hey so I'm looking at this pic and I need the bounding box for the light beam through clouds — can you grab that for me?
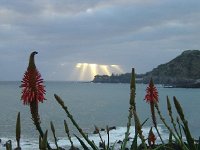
[75,63,124,81]
[110,65,124,74]
[79,63,89,81]
[100,65,111,76]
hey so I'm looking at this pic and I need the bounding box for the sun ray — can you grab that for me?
[79,63,88,80]
[100,65,111,76]
[110,65,124,74]
[75,63,124,81]
[89,64,98,80]
[76,63,82,68]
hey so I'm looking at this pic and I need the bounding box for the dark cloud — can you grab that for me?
[0,0,200,80]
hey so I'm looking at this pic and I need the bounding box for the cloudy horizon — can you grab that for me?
[1,0,200,81]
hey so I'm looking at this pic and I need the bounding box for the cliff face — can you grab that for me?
[143,50,200,85]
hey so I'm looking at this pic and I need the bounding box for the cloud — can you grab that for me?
[0,0,200,80]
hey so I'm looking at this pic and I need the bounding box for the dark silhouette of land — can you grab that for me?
[93,50,200,88]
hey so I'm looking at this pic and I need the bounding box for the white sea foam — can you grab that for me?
[0,125,170,150]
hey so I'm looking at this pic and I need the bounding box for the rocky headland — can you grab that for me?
[92,50,200,88]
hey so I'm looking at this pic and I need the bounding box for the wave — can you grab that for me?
[0,125,170,150]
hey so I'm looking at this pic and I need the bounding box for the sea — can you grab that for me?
[0,81,199,149]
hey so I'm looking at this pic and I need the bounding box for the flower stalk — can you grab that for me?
[167,96,182,141]
[133,110,147,150]
[122,68,136,149]
[144,78,164,145]
[106,125,110,150]
[50,121,59,150]
[64,120,75,149]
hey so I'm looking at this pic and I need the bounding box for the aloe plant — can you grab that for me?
[174,96,196,150]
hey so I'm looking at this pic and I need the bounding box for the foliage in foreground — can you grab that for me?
[4,52,200,150]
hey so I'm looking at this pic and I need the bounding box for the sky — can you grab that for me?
[0,0,200,81]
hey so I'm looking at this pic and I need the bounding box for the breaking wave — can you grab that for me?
[0,125,170,149]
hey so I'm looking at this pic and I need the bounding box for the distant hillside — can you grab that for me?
[143,50,200,85]
[93,50,200,87]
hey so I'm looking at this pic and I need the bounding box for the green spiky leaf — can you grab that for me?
[50,121,55,134]
[74,134,89,150]
[16,112,21,148]
[41,130,48,149]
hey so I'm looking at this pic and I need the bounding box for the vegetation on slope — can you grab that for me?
[143,50,200,85]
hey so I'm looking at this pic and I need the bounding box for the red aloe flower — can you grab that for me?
[21,51,46,105]
[148,127,156,147]
[144,78,158,103]
[21,69,45,105]
[144,78,158,127]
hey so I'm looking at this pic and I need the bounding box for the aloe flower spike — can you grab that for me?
[21,51,51,149]
[145,78,165,145]
[144,78,158,127]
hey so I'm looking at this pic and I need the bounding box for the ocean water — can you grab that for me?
[0,81,199,149]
